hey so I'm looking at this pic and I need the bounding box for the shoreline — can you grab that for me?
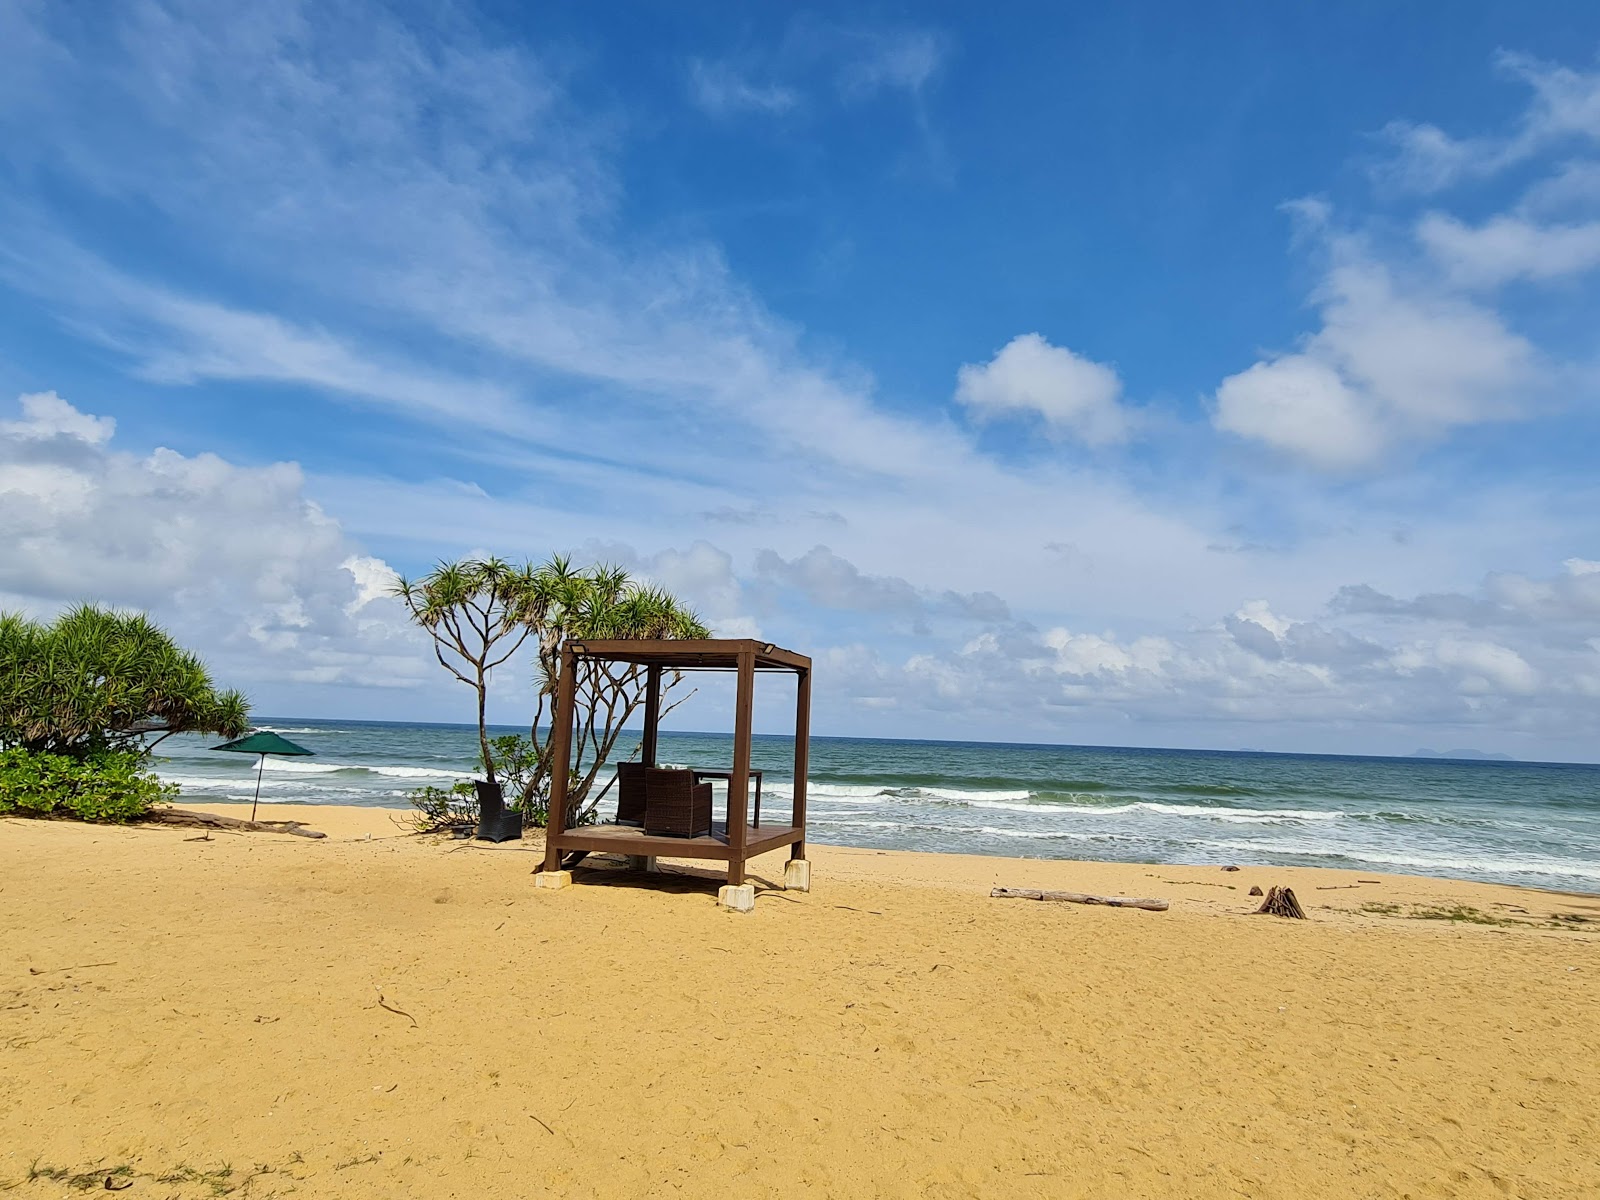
[187,798,1600,909]
[219,802,1600,924]
[5,802,1598,1197]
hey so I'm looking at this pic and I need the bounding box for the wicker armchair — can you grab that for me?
[614,761,646,826]
[643,767,713,838]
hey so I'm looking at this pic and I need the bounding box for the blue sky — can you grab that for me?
[3,0,1600,759]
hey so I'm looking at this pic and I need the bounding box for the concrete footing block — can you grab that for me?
[784,859,812,892]
[625,855,659,873]
[718,884,756,913]
[534,869,572,890]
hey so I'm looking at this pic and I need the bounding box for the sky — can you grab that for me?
[2,0,1600,760]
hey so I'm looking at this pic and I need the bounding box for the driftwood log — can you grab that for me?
[990,887,1168,912]
[1253,886,1307,919]
[145,807,327,839]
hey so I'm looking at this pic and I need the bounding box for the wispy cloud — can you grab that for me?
[2,6,1597,752]
[686,58,799,117]
[1375,51,1600,192]
[835,28,947,99]
[683,21,948,122]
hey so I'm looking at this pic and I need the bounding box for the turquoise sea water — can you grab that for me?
[154,719,1600,893]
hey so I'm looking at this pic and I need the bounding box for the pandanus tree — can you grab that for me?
[525,563,708,814]
[392,557,541,785]
[393,556,707,821]
[0,605,249,757]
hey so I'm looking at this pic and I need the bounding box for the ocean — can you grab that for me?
[154,719,1600,894]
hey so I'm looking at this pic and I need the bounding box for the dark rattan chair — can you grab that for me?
[615,761,646,826]
[643,767,713,838]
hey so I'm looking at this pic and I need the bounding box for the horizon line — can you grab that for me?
[247,716,1597,769]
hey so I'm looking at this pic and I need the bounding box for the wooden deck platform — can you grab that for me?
[549,821,803,862]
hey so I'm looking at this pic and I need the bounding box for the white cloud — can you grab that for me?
[956,333,1131,446]
[1214,353,1383,470]
[809,555,1599,747]
[1224,58,1600,469]
[1432,638,1539,696]
[0,392,427,702]
[1,389,116,444]
[1213,240,1539,469]
[1418,213,1600,288]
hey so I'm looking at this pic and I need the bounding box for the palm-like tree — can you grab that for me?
[0,605,249,757]
[392,557,541,784]
[394,555,707,810]
[524,565,708,813]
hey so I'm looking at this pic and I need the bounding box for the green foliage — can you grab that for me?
[0,605,249,758]
[404,735,600,831]
[406,780,478,834]
[394,555,708,815]
[0,747,176,823]
[486,734,597,828]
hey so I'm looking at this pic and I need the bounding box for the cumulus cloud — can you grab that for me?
[1418,213,1600,288]
[0,392,427,701]
[1219,53,1600,470]
[1214,238,1539,469]
[956,334,1131,446]
[811,558,1600,749]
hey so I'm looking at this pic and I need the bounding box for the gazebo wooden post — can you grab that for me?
[641,664,662,767]
[791,666,809,861]
[726,645,755,886]
[539,644,580,875]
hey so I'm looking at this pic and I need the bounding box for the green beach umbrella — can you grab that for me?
[212,731,314,822]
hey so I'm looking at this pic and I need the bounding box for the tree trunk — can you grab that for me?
[476,680,495,785]
[990,887,1168,911]
[144,808,327,838]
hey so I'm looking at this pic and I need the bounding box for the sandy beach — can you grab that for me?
[3,803,1597,1199]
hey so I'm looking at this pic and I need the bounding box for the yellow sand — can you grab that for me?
[3,803,1597,1199]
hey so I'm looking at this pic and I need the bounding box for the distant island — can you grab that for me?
[1411,748,1515,761]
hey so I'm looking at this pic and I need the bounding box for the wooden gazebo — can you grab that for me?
[537,639,811,905]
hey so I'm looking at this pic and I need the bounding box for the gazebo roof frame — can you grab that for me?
[564,638,808,672]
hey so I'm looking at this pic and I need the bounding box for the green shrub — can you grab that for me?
[406,780,478,834]
[0,748,175,823]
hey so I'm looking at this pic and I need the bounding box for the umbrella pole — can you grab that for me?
[252,754,264,823]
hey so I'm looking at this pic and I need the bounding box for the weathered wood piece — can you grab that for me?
[1253,885,1307,919]
[145,807,327,839]
[990,887,1169,912]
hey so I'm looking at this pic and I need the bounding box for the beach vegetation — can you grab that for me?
[0,607,240,824]
[0,605,249,757]
[403,736,603,833]
[0,747,176,822]
[392,557,543,787]
[521,564,707,818]
[395,555,707,824]
[406,779,478,834]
